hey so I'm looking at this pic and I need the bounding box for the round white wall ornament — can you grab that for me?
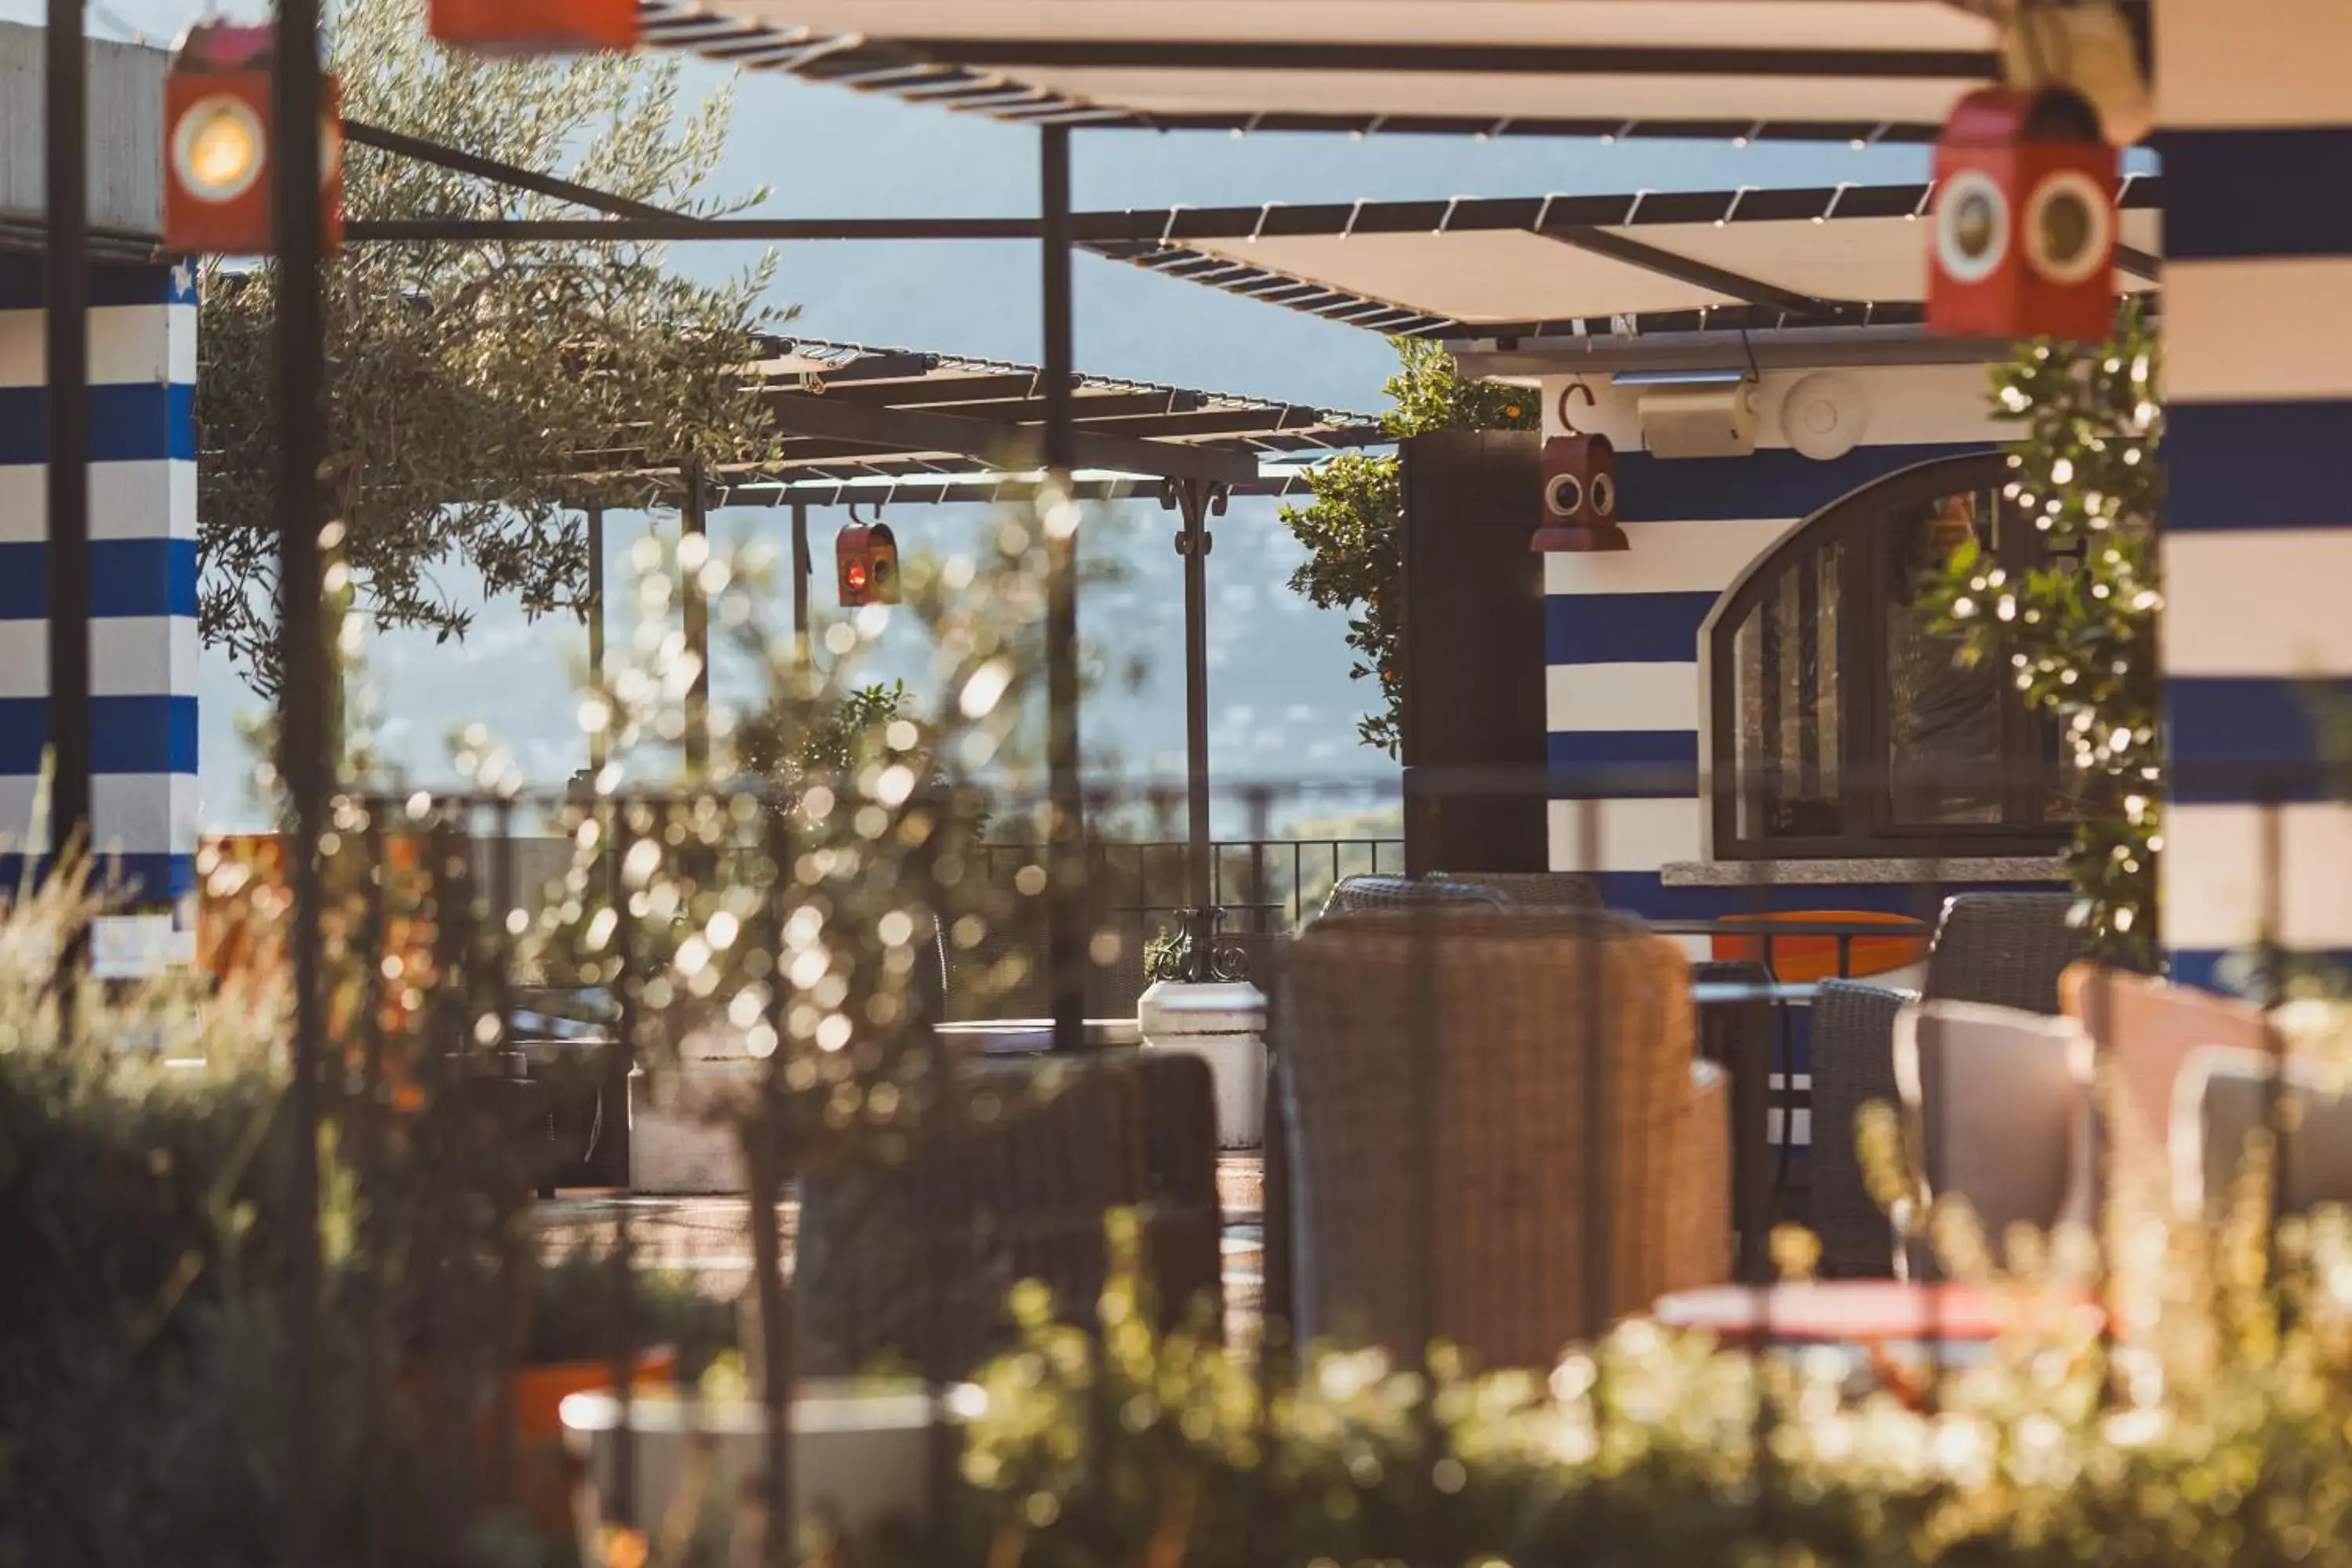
[1783,372,1870,461]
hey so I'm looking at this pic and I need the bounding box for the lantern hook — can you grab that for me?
[1557,382,1595,435]
[848,498,883,527]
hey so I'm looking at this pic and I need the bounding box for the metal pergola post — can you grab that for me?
[790,499,811,666]
[271,0,329,1560]
[45,0,91,909]
[1040,124,1084,1052]
[682,470,710,779]
[1174,479,1217,944]
[586,503,607,775]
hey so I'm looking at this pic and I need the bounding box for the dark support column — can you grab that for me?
[586,503,606,775]
[1175,480,1216,942]
[681,471,710,780]
[1040,125,1084,1051]
[45,0,90,887]
[271,0,329,1559]
[791,499,811,667]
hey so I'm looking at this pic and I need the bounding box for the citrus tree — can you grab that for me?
[1915,300,2162,963]
[1279,339,1537,755]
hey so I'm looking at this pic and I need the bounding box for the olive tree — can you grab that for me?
[196,0,785,692]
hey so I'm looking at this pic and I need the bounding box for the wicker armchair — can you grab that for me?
[1428,872,1606,915]
[1279,910,1730,1367]
[1918,893,2093,1013]
[1809,980,1915,1275]
[1808,892,2087,1276]
[794,1050,1221,1377]
[1318,874,1508,920]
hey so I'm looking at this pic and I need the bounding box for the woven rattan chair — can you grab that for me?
[1918,893,2092,1014]
[1318,874,1508,920]
[1807,892,2087,1276]
[1428,872,1606,916]
[795,1050,1221,1376]
[1279,910,1730,1367]
[1809,980,1917,1275]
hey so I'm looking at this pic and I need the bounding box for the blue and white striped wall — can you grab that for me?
[0,254,198,911]
[1538,363,2024,924]
[2156,0,2352,991]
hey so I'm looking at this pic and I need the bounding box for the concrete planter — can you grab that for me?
[1137,978,1268,1149]
[561,1381,981,1541]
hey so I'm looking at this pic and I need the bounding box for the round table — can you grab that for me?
[1657,1280,2096,1343]
[1653,1281,2103,1398]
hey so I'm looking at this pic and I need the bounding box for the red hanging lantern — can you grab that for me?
[1927,86,2116,342]
[837,526,872,607]
[837,521,901,608]
[1530,385,1628,553]
[165,23,343,257]
[429,0,637,54]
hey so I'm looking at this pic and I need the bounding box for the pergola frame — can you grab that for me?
[602,0,2154,1054]
[632,0,2116,144]
[38,0,2132,1118]
[564,335,1383,909]
[15,11,2194,1559]
[1080,179,2167,340]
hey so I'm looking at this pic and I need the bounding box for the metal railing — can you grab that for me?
[967,834,1403,1010]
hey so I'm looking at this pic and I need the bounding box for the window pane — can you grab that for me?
[1731,544,1842,840]
[1810,540,1842,816]
[1777,543,1842,836]
[1886,488,2004,825]
[1733,609,1763,840]
[2038,704,2089,822]
[2038,543,2088,824]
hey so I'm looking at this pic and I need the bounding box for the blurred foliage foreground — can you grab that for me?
[14,504,2352,1565]
[18,902,2352,1568]
[964,1196,2352,1568]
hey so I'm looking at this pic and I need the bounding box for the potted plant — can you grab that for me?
[512,1247,736,1445]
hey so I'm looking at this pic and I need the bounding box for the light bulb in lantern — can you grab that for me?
[173,95,264,202]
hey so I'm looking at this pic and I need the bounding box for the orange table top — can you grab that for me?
[1708,911,1931,985]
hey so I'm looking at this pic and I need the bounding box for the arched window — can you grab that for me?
[1700,453,2073,859]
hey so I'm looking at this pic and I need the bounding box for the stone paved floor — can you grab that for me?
[536,1154,1267,1351]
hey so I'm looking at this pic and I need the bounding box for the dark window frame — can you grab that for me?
[1698,452,2070,861]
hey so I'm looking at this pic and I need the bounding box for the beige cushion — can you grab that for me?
[1895,1000,2095,1254]
[2171,1045,2352,1219]
[2061,965,2271,1190]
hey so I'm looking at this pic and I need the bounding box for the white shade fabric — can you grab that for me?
[640,0,2002,136]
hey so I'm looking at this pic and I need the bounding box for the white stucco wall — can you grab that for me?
[1536,359,2013,916]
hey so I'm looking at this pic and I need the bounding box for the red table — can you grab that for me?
[1654,1281,2103,1396]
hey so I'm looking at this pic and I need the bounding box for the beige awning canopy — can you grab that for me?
[638,0,2005,140]
[1073,179,2162,363]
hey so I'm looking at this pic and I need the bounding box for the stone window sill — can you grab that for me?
[1659,857,2067,887]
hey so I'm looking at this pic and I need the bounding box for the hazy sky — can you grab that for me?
[11,0,1929,827]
